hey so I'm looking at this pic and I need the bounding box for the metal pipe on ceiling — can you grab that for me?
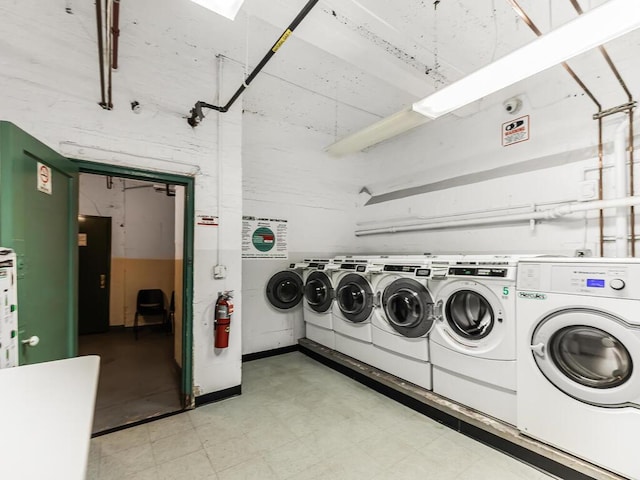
[187,0,319,127]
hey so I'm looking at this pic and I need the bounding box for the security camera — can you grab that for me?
[503,97,522,115]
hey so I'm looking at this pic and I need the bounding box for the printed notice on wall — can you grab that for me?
[502,115,530,147]
[242,216,288,259]
[37,162,52,195]
[197,215,219,226]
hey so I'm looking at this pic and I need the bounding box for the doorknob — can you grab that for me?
[21,335,40,347]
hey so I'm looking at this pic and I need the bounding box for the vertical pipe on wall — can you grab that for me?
[614,117,630,257]
[111,0,120,70]
[95,0,107,108]
[106,0,113,109]
[598,117,604,256]
[630,111,636,256]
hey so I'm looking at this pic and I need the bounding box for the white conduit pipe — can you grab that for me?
[614,117,631,257]
[354,196,640,236]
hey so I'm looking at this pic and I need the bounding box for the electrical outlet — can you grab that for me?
[213,265,227,279]
[578,180,598,202]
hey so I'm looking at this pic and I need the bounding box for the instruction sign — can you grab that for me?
[37,162,52,195]
[197,215,219,226]
[502,115,530,147]
[242,216,288,259]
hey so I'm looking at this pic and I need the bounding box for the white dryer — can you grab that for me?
[302,259,338,349]
[516,258,640,479]
[429,255,522,425]
[369,257,436,390]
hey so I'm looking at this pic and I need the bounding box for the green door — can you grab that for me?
[0,122,78,365]
[78,215,111,335]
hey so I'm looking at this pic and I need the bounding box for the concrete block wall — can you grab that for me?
[355,68,640,258]
[0,0,244,396]
[241,113,368,354]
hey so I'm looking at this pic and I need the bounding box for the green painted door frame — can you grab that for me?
[73,160,195,407]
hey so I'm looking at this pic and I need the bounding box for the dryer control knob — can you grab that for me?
[610,279,626,290]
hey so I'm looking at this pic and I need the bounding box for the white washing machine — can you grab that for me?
[429,255,523,425]
[331,256,385,365]
[516,258,640,479]
[302,259,338,349]
[265,261,307,312]
[369,256,436,390]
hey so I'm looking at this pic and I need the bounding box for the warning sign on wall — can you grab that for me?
[37,162,52,195]
[242,216,288,259]
[502,115,530,147]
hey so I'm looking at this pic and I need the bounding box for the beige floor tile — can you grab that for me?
[157,450,217,480]
[99,443,155,480]
[205,434,261,473]
[151,429,203,464]
[122,466,160,480]
[262,438,321,479]
[94,424,150,456]
[217,457,277,480]
[147,412,195,442]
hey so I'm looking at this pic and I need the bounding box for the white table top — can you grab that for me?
[0,356,100,480]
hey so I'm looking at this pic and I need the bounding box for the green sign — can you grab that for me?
[252,227,275,252]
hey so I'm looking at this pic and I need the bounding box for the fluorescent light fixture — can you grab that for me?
[413,0,640,119]
[189,0,245,20]
[326,108,429,156]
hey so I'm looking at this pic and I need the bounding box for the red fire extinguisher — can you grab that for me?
[214,291,234,348]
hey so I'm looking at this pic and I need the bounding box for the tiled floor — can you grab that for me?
[87,352,555,480]
[79,329,182,433]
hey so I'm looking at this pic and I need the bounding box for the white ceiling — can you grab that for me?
[9,0,637,145]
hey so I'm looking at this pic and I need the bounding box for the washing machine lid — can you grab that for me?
[382,278,435,338]
[336,273,373,323]
[445,289,495,340]
[304,271,334,313]
[531,308,640,406]
[266,270,304,310]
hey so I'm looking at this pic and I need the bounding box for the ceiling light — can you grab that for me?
[412,0,640,119]
[189,0,245,20]
[327,108,429,156]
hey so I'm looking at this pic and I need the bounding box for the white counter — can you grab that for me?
[0,356,100,480]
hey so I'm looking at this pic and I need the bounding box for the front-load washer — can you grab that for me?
[302,258,338,349]
[265,261,307,312]
[331,257,383,365]
[429,255,524,425]
[516,258,640,479]
[369,256,436,390]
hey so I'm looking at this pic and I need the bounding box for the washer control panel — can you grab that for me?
[517,262,640,297]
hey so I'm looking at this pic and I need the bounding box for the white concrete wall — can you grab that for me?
[241,113,368,354]
[0,1,243,396]
[79,175,176,260]
[355,69,639,258]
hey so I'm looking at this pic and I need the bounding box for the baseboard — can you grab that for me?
[92,408,183,438]
[195,385,241,407]
[241,344,299,362]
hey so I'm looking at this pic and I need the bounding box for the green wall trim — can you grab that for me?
[72,159,195,405]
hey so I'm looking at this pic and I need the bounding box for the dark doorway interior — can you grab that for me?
[79,215,111,335]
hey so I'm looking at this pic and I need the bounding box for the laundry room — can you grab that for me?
[1,1,640,479]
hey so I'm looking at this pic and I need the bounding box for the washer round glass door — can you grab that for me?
[304,271,334,313]
[336,273,373,323]
[531,309,640,406]
[446,290,494,339]
[266,270,303,310]
[382,278,434,338]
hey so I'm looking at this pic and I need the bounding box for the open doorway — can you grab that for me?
[77,171,190,434]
